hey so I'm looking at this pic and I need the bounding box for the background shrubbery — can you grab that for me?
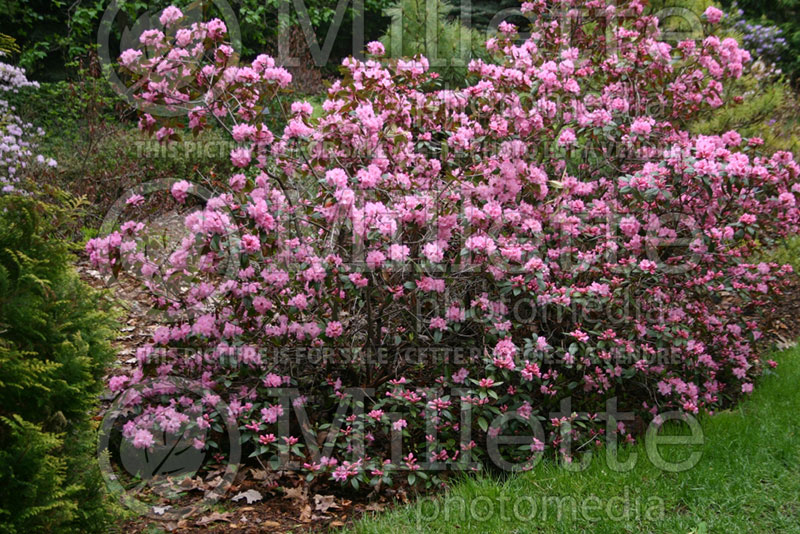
[723,0,800,84]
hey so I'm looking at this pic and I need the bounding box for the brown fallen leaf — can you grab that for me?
[314,494,340,513]
[196,511,232,525]
[283,484,309,504]
[176,476,203,491]
[231,488,263,504]
[299,504,313,523]
[249,468,268,480]
[205,475,223,489]
[330,520,346,528]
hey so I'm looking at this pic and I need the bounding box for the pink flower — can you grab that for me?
[206,18,227,39]
[739,213,756,225]
[349,272,369,288]
[229,173,247,191]
[779,192,796,207]
[326,321,343,338]
[741,383,753,394]
[261,404,284,424]
[452,368,469,384]
[291,101,314,116]
[289,293,309,310]
[465,234,497,255]
[126,194,145,206]
[521,361,541,381]
[422,242,445,263]
[109,375,129,392]
[417,277,445,293]
[493,338,517,358]
[366,250,386,270]
[232,124,256,142]
[619,216,641,237]
[253,296,272,313]
[139,29,164,47]
[558,128,577,147]
[429,317,447,331]
[171,180,191,202]
[392,419,407,431]
[263,373,283,387]
[259,433,276,445]
[153,326,171,345]
[132,429,155,449]
[703,6,723,24]
[241,234,261,253]
[326,168,349,188]
[159,6,183,26]
[639,259,658,273]
[357,165,382,188]
[630,118,652,136]
[332,465,354,482]
[366,41,385,55]
[230,147,252,168]
[119,49,142,66]
[388,244,410,262]
[446,305,465,322]
[568,329,589,343]
[284,118,314,138]
[722,130,742,146]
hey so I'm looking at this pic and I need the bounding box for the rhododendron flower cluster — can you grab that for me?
[90,0,800,489]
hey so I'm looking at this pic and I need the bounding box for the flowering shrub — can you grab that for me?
[0,56,56,193]
[89,0,800,490]
[723,3,786,66]
[728,0,800,83]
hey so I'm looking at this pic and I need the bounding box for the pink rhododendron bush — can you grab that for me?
[89,0,800,490]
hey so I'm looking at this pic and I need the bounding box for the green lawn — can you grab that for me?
[351,346,800,534]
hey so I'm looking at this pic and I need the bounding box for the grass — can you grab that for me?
[350,346,800,534]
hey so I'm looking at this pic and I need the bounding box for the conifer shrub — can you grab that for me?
[0,194,117,533]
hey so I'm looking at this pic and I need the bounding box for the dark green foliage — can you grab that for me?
[0,0,395,80]
[451,0,526,30]
[381,0,492,88]
[0,194,117,534]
